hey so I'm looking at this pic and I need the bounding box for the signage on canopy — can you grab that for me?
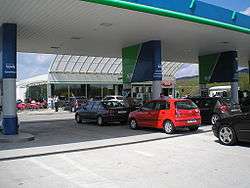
[161,78,176,88]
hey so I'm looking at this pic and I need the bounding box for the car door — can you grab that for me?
[154,101,170,128]
[236,113,250,142]
[91,102,100,120]
[136,102,156,127]
[81,101,94,120]
[89,102,99,120]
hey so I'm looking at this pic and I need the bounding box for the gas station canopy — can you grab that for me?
[48,54,183,84]
[0,0,250,65]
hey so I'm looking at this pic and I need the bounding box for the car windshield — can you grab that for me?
[102,101,124,108]
[176,100,197,110]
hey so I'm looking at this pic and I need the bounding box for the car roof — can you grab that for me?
[145,98,191,103]
[188,97,221,100]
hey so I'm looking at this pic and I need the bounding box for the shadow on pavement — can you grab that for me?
[214,140,250,147]
[0,118,211,152]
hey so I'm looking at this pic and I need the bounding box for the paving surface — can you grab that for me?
[0,111,250,188]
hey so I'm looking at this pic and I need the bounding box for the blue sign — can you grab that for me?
[0,23,17,79]
[131,40,162,82]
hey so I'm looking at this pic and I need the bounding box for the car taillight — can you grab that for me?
[219,105,229,113]
[195,109,200,115]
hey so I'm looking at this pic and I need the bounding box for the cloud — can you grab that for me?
[17,53,55,80]
[241,7,250,16]
[175,64,199,78]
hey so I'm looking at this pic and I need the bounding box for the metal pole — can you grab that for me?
[152,80,162,99]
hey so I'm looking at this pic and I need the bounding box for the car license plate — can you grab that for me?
[118,111,127,114]
[187,120,196,123]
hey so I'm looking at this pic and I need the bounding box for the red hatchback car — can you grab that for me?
[128,99,201,134]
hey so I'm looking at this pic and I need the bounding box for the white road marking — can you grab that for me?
[29,158,87,188]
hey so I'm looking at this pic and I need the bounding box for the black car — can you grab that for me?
[188,97,241,125]
[75,101,129,126]
[212,112,250,145]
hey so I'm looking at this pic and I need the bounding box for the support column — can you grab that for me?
[101,85,104,98]
[151,41,162,100]
[231,81,239,105]
[230,55,239,108]
[47,83,52,99]
[0,23,18,135]
[122,40,162,100]
[114,85,118,95]
[152,80,162,99]
[67,85,70,99]
[85,84,88,98]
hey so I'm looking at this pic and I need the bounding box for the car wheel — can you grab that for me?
[218,125,237,146]
[163,120,175,134]
[188,125,199,132]
[211,114,220,125]
[75,114,82,123]
[129,119,138,129]
[97,116,104,126]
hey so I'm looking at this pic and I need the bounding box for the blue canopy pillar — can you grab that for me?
[199,51,239,107]
[122,40,162,99]
[0,23,18,135]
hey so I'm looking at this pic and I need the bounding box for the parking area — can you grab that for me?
[0,111,210,153]
[0,112,250,187]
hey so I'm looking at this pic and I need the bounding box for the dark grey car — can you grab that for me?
[75,101,129,126]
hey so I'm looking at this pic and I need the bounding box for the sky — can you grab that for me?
[17,0,250,80]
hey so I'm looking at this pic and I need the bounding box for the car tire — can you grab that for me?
[129,119,138,130]
[211,114,220,125]
[188,125,199,132]
[163,120,175,134]
[75,114,82,123]
[97,116,104,126]
[218,125,237,146]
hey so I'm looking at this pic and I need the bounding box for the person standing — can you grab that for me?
[125,94,135,112]
[54,95,59,112]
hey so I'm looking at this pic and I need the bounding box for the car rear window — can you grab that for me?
[176,100,198,110]
[102,101,124,108]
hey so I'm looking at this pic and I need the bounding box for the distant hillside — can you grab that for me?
[176,71,249,96]
[177,68,249,80]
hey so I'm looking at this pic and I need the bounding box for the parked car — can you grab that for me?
[75,100,129,125]
[128,99,201,134]
[212,112,250,145]
[103,95,124,102]
[16,102,26,110]
[187,97,241,125]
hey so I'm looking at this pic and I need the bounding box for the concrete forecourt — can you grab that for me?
[0,112,249,188]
